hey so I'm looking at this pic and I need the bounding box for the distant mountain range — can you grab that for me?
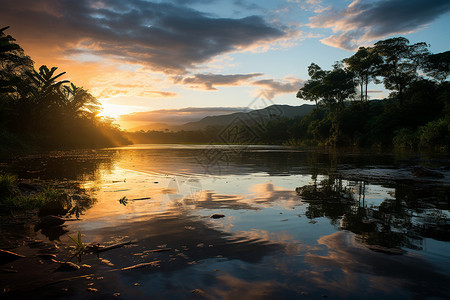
[129,104,315,132]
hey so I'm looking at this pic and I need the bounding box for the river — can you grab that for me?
[1,144,449,299]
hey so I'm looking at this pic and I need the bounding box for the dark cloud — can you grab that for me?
[119,106,248,123]
[169,0,217,4]
[172,72,263,90]
[310,0,450,50]
[0,0,286,74]
[233,0,262,11]
[252,78,304,99]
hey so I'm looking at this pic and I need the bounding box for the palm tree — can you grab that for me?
[63,83,100,119]
[28,65,68,98]
[0,26,33,95]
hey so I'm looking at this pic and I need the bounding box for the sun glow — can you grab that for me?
[98,102,148,119]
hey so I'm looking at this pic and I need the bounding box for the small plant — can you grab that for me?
[119,196,128,206]
[0,173,17,201]
[67,231,86,262]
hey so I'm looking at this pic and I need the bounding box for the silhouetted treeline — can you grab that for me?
[128,37,449,150]
[126,86,450,149]
[0,26,130,154]
[295,37,449,150]
[128,129,210,144]
[4,24,447,151]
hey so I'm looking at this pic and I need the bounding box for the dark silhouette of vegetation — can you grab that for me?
[374,37,429,105]
[342,46,381,101]
[292,37,448,150]
[128,36,448,151]
[295,37,448,150]
[0,172,62,214]
[3,25,447,152]
[0,26,130,154]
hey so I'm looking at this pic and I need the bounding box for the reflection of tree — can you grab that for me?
[297,175,355,223]
[65,191,97,219]
[296,175,450,253]
[3,151,117,181]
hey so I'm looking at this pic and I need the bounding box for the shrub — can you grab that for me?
[418,117,450,150]
[393,128,419,149]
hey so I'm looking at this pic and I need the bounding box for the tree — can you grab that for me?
[423,51,450,82]
[0,26,33,95]
[297,63,329,107]
[27,65,69,110]
[308,62,328,80]
[343,47,381,101]
[297,63,356,110]
[321,63,356,109]
[0,26,131,150]
[297,79,321,106]
[63,83,100,119]
[374,37,429,105]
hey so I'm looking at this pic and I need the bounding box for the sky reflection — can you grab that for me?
[2,145,449,299]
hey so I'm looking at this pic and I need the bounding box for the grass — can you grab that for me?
[0,172,64,214]
[7,186,62,210]
[67,231,86,262]
[0,173,18,199]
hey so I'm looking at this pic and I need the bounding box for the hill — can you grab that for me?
[130,104,315,132]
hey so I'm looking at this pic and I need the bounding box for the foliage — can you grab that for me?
[373,37,429,104]
[0,172,17,200]
[67,231,86,262]
[0,26,130,153]
[0,175,65,213]
[393,128,419,150]
[126,76,448,151]
[423,51,450,82]
[297,63,357,110]
[292,36,449,150]
[0,26,33,94]
[343,47,381,101]
[119,196,128,206]
[418,117,450,151]
[5,186,61,211]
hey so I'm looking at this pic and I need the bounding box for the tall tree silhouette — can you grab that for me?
[297,63,356,110]
[423,51,450,82]
[0,26,33,95]
[27,65,69,116]
[343,47,381,101]
[63,83,100,118]
[374,37,429,105]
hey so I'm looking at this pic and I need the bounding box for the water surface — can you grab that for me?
[2,145,449,299]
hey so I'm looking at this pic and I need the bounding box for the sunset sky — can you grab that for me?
[2,0,450,129]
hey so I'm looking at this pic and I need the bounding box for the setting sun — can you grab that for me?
[97,102,147,119]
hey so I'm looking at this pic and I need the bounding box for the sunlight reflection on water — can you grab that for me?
[2,144,450,299]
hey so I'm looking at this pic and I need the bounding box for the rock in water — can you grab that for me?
[413,166,444,178]
[55,261,80,271]
[210,214,225,219]
[35,215,66,232]
[38,200,68,217]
